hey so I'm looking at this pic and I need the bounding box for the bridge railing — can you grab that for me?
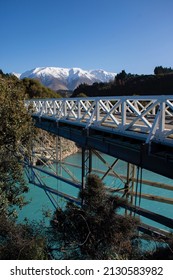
[25,95,173,147]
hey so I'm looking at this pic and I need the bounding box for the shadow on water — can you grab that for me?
[18,152,173,234]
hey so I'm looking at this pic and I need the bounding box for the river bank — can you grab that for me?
[33,129,79,165]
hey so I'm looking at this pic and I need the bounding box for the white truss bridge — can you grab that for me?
[25,95,173,147]
[24,95,173,236]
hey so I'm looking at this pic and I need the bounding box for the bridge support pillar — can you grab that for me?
[81,147,92,205]
[55,136,62,176]
[29,142,36,184]
[124,163,136,215]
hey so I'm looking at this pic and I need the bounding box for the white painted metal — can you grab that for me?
[25,95,173,147]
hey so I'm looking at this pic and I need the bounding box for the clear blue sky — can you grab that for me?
[1,0,173,74]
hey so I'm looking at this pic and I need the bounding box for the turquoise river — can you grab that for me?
[18,152,173,233]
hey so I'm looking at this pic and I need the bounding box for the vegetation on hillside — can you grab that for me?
[0,69,60,99]
[49,174,173,260]
[22,78,61,99]
[0,70,50,259]
[0,69,61,216]
[0,215,49,260]
[73,66,173,97]
[0,74,33,217]
[50,174,141,259]
[154,66,173,75]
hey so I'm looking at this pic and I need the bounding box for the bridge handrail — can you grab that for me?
[25,95,173,147]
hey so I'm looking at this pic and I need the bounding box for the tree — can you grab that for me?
[154,66,173,75]
[0,75,34,217]
[0,214,49,260]
[0,72,51,260]
[50,174,140,259]
[115,70,127,85]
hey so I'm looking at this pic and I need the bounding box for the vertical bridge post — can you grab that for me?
[125,163,136,215]
[81,148,92,205]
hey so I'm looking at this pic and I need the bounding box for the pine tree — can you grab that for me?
[51,174,139,259]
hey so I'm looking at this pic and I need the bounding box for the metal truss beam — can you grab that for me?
[25,95,173,147]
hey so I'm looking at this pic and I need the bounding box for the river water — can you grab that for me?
[18,152,173,232]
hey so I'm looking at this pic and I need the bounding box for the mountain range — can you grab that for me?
[15,67,116,91]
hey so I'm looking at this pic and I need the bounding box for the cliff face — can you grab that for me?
[59,137,79,159]
[33,129,79,165]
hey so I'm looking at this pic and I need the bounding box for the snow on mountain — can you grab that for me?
[19,67,116,91]
[89,69,115,83]
[11,72,21,79]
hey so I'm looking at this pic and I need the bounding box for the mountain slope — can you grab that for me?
[19,67,116,91]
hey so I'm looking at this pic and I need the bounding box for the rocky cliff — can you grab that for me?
[33,129,79,165]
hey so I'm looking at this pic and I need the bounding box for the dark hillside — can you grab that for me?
[73,72,173,97]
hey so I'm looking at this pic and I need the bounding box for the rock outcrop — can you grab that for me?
[32,129,79,165]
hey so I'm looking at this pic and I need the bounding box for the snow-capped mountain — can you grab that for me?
[19,67,116,91]
[12,72,21,79]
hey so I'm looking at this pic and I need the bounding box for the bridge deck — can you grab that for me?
[25,95,173,147]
